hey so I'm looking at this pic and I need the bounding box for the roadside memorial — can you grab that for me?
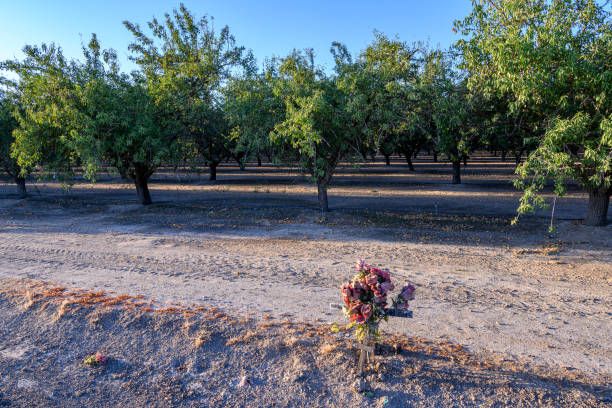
[331,260,416,375]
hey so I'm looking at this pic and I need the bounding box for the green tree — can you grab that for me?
[3,44,78,187]
[457,0,612,225]
[335,34,419,168]
[5,37,171,205]
[0,87,28,197]
[224,61,285,167]
[124,4,249,181]
[70,36,168,204]
[423,50,475,183]
[273,49,361,211]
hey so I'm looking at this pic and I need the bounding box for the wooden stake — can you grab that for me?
[357,333,375,375]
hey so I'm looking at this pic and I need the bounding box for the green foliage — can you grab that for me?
[72,36,168,185]
[457,0,612,222]
[272,48,363,209]
[224,60,286,166]
[124,3,250,173]
[3,44,79,183]
[0,87,20,178]
[3,36,172,203]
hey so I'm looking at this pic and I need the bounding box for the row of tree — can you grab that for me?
[0,1,610,225]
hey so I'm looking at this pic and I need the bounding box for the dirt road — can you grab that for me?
[0,169,610,382]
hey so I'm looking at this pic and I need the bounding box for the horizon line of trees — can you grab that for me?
[0,1,610,226]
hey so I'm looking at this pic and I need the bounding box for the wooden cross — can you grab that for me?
[329,303,412,375]
[356,334,375,375]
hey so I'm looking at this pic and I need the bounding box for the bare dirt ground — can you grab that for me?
[0,282,609,408]
[0,154,610,406]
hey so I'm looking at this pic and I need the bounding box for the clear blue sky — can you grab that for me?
[1,0,474,75]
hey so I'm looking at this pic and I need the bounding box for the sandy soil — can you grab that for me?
[0,155,610,406]
[0,282,609,407]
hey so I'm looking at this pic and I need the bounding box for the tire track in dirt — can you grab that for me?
[0,230,610,379]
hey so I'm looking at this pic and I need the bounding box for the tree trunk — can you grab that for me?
[501,150,507,162]
[463,156,468,167]
[584,186,610,226]
[405,152,415,171]
[433,151,438,162]
[514,151,523,165]
[317,182,329,212]
[134,174,152,205]
[384,154,391,166]
[257,155,262,167]
[209,163,217,181]
[15,177,27,199]
[452,160,461,184]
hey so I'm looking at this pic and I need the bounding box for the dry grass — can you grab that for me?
[226,330,258,346]
[194,329,210,348]
[318,342,339,355]
[513,243,564,257]
[283,335,301,348]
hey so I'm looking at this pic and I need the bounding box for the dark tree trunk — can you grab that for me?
[433,151,438,162]
[463,156,468,167]
[134,173,152,205]
[317,182,329,212]
[501,150,507,162]
[585,186,610,226]
[514,152,523,165]
[384,154,391,166]
[452,160,461,184]
[413,151,418,159]
[257,155,262,167]
[15,177,27,199]
[209,163,217,181]
[405,151,415,171]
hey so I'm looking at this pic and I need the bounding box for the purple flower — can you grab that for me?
[380,281,394,293]
[401,283,415,301]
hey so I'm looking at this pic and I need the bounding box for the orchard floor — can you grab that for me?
[0,154,610,406]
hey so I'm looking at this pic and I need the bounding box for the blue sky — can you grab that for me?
[1,0,474,74]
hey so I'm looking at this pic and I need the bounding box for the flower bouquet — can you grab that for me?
[83,352,109,367]
[341,260,415,342]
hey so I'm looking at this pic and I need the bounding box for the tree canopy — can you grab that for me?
[456,0,612,225]
[1,1,609,225]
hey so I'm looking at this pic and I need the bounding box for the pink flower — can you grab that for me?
[341,283,352,297]
[365,273,378,286]
[361,304,372,320]
[95,352,108,364]
[380,270,391,281]
[349,301,362,314]
[374,295,386,305]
